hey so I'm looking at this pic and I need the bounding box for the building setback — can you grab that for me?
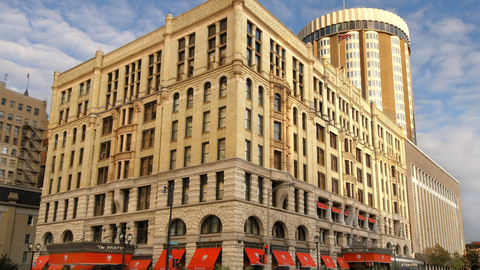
[298,8,416,143]
[36,0,420,269]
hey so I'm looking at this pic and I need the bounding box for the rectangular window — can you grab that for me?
[274,151,282,170]
[356,148,362,163]
[182,178,189,204]
[317,147,325,165]
[218,107,226,128]
[357,168,363,183]
[27,215,34,226]
[171,121,178,140]
[200,174,208,202]
[358,189,364,203]
[202,142,209,163]
[331,155,338,172]
[185,116,193,137]
[97,166,108,185]
[102,117,113,135]
[44,203,49,223]
[366,154,371,168]
[318,172,325,189]
[73,198,78,219]
[216,172,224,200]
[170,150,177,170]
[79,148,84,164]
[137,186,151,210]
[332,178,339,194]
[293,133,298,152]
[330,132,337,149]
[245,140,251,161]
[258,145,263,166]
[142,129,155,149]
[218,138,226,160]
[99,141,111,160]
[367,173,372,187]
[136,221,149,244]
[274,121,281,140]
[25,234,31,244]
[245,108,251,130]
[203,111,210,132]
[244,173,251,201]
[258,115,263,136]
[184,146,192,167]
[94,194,105,216]
[304,191,308,214]
[22,251,29,264]
[140,156,153,176]
[144,101,157,122]
[368,193,373,207]
[63,199,69,220]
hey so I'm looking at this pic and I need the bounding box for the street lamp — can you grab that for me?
[392,246,397,270]
[27,243,41,270]
[266,181,295,270]
[163,186,175,270]
[119,232,133,270]
[362,240,368,270]
[314,235,321,270]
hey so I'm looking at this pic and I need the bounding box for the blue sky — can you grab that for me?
[1,0,479,245]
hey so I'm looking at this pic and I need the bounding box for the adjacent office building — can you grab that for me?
[298,8,416,143]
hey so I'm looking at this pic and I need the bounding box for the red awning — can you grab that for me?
[244,248,266,265]
[187,247,222,270]
[344,211,349,216]
[296,253,316,267]
[337,257,350,269]
[344,253,391,263]
[358,214,366,220]
[33,255,49,270]
[317,202,328,209]
[331,206,342,214]
[154,249,186,270]
[48,265,64,270]
[272,251,295,266]
[127,260,152,270]
[49,253,131,265]
[72,266,94,270]
[321,255,336,269]
[368,217,376,223]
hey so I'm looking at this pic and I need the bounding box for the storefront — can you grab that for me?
[341,248,392,270]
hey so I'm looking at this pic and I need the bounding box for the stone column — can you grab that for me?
[338,204,345,225]
[189,175,200,203]
[128,187,138,213]
[251,174,259,203]
[207,172,218,201]
[222,239,244,269]
[326,201,333,222]
[105,191,114,215]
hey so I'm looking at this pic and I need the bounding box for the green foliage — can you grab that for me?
[449,252,466,270]
[0,254,18,270]
[244,266,254,270]
[424,244,453,266]
[465,247,480,269]
[215,264,230,270]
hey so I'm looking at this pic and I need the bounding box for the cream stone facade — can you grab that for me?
[405,140,465,256]
[298,8,416,144]
[36,0,415,269]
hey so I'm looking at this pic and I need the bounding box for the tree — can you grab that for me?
[466,247,480,270]
[449,252,466,270]
[424,243,452,267]
[0,254,18,270]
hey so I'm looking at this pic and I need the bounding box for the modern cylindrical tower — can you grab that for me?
[298,8,416,143]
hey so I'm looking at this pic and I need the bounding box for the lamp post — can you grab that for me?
[362,240,368,270]
[392,246,397,270]
[314,235,321,270]
[163,186,175,270]
[119,232,133,270]
[27,243,41,270]
[266,181,295,270]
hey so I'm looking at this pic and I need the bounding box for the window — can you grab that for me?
[244,216,260,235]
[318,172,326,189]
[200,174,208,202]
[93,226,102,242]
[218,107,226,128]
[140,156,153,176]
[27,215,34,226]
[142,129,155,149]
[258,86,264,106]
[25,234,31,244]
[102,117,113,135]
[212,172,224,201]
[22,251,29,264]
[302,113,306,130]
[331,155,338,172]
[274,151,282,170]
[171,121,178,140]
[203,111,210,132]
[358,189,364,203]
[293,133,298,152]
[204,82,211,102]
[1,98,5,105]
[173,93,180,112]
[272,222,285,238]
[357,168,363,183]
[258,145,263,166]
[219,77,227,97]
[79,148,84,164]
[245,108,251,130]
[186,88,194,108]
[330,132,337,149]
[317,147,325,165]
[144,102,157,122]
[258,115,263,136]
[184,146,192,167]
[136,221,149,244]
[97,166,108,185]
[202,142,209,163]
[171,219,186,236]
[367,173,372,187]
[185,116,193,137]
[81,125,86,141]
[182,178,189,204]
[94,194,105,216]
[356,148,362,163]
[332,178,339,194]
[366,154,371,168]
[246,79,252,99]
[274,94,281,111]
[201,215,222,234]
[244,173,251,201]
[137,186,151,210]
[218,138,226,160]
[170,150,177,170]
[99,141,111,160]
[274,122,281,140]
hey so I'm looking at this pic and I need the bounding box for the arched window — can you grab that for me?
[44,232,53,246]
[2,147,7,154]
[386,242,392,249]
[293,108,298,125]
[72,128,77,143]
[204,82,212,102]
[302,113,306,130]
[258,86,264,106]
[187,88,194,108]
[403,245,408,256]
[246,79,252,99]
[201,215,222,234]
[62,132,67,147]
[63,231,73,243]
[244,216,260,235]
[11,149,17,156]
[54,134,58,149]
[170,219,186,236]
[219,77,227,97]
[272,222,285,238]
[274,94,281,111]
[173,93,180,112]
[81,125,86,141]
[296,226,306,241]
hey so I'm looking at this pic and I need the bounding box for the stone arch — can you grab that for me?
[61,230,74,243]
[244,216,261,235]
[200,215,223,234]
[403,245,409,256]
[239,207,267,235]
[386,242,392,249]
[43,232,54,246]
[157,208,195,237]
[295,225,307,241]
[272,220,287,238]
[170,218,187,236]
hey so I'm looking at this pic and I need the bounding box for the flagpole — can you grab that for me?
[26,74,30,91]
[338,35,341,69]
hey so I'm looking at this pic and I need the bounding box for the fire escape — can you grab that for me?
[16,124,44,187]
